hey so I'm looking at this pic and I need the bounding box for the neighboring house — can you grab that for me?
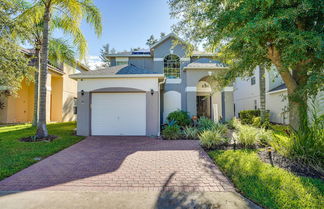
[70,33,234,136]
[233,66,289,124]
[0,49,89,124]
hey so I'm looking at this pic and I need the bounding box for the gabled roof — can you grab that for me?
[268,83,287,94]
[184,58,227,70]
[70,64,164,79]
[150,33,187,49]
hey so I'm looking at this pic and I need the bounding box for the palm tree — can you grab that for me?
[21,0,102,138]
[259,65,266,123]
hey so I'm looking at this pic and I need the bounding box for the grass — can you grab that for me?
[209,149,324,209]
[0,122,84,181]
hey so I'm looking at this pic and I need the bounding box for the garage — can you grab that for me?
[91,92,146,136]
[70,65,164,137]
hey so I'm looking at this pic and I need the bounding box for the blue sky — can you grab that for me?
[80,0,176,57]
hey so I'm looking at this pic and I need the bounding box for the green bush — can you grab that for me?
[182,126,199,139]
[257,128,274,146]
[199,130,228,149]
[162,125,182,140]
[209,150,324,209]
[167,110,191,127]
[239,110,260,124]
[197,116,216,131]
[252,116,261,127]
[236,125,258,147]
[212,123,228,135]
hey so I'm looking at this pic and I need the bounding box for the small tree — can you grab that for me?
[100,43,110,65]
[169,0,323,130]
[146,35,158,47]
[0,0,34,100]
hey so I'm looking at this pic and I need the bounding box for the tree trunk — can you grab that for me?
[32,47,40,126]
[259,65,266,123]
[36,6,50,138]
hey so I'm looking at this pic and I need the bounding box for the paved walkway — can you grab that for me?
[0,136,233,192]
[0,136,260,209]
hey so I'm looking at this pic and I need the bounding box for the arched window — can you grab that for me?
[164,54,180,79]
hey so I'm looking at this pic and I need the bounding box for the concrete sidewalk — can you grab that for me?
[0,190,261,209]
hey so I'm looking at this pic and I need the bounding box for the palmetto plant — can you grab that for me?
[20,0,102,138]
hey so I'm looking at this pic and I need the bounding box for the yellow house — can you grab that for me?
[0,60,89,124]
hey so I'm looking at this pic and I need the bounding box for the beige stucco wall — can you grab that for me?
[62,63,77,122]
[1,62,78,124]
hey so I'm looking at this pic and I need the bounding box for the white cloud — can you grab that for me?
[81,55,106,70]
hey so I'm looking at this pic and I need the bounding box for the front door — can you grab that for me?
[197,96,211,118]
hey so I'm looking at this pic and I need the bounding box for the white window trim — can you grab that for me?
[185,86,197,92]
[166,78,182,84]
[153,58,163,61]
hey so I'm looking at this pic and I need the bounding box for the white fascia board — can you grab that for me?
[180,58,190,62]
[223,87,234,92]
[267,88,287,95]
[185,87,197,92]
[69,74,165,80]
[183,66,228,71]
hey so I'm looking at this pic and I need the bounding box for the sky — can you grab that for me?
[77,0,177,68]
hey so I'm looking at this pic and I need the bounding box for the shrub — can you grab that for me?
[183,126,199,139]
[256,128,274,146]
[212,123,228,135]
[239,110,260,124]
[167,110,191,127]
[252,117,261,127]
[197,116,216,131]
[236,125,258,147]
[199,130,229,149]
[162,125,182,140]
[270,105,324,174]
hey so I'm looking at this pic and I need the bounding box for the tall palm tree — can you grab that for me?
[21,0,102,138]
[259,65,266,123]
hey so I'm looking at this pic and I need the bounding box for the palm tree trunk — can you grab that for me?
[32,47,40,126]
[259,65,266,123]
[36,6,51,138]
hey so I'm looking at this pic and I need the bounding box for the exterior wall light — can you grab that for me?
[151,89,154,95]
[81,90,84,96]
[208,71,212,76]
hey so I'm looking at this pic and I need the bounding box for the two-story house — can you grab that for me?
[71,33,234,136]
[234,66,290,124]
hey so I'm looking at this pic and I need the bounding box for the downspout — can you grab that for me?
[158,77,166,136]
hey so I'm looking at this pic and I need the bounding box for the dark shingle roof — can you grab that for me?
[72,64,158,76]
[186,58,227,68]
[269,83,287,92]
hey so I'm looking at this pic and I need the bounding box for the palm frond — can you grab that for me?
[49,38,76,66]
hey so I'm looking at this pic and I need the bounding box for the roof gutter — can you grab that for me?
[183,67,228,71]
[69,73,165,80]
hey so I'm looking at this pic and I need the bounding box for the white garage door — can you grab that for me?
[91,93,146,135]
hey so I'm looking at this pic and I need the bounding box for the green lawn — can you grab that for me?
[209,150,324,209]
[0,122,84,181]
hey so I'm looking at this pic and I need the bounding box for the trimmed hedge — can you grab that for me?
[239,110,269,125]
[167,110,191,127]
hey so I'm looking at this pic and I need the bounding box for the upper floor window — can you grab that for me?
[251,76,256,85]
[164,54,180,79]
[116,57,129,66]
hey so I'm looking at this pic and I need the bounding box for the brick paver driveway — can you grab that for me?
[0,136,234,192]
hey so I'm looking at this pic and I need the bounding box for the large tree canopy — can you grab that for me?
[0,0,33,96]
[169,0,323,130]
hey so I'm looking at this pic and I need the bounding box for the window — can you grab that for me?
[116,57,128,66]
[164,54,180,79]
[73,98,77,114]
[251,76,256,85]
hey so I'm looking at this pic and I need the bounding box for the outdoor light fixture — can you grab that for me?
[151,89,154,95]
[208,71,212,76]
[81,90,84,96]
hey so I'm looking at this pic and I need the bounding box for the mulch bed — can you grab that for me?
[20,135,58,142]
[258,150,323,179]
